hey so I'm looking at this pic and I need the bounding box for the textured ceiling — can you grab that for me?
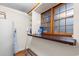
[0,3,37,13]
[34,3,59,13]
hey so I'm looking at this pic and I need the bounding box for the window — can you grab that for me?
[54,3,73,34]
[41,10,51,32]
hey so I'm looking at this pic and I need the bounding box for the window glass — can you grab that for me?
[66,9,73,17]
[47,27,50,32]
[60,26,65,32]
[42,23,46,27]
[47,23,50,27]
[60,12,66,19]
[54,26,59,32]
[45,16,50,22]
[54,14,59,20]
[54,21,59,26]
[60,19,65,26]
[43,27,48,32]
[59,4,65,13]
[54,8,59,15]
[66,3,73,10]
[66,25,73,33]
[44,11,51,17]
[66,17,73,25]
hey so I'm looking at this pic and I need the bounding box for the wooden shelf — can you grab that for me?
[28,34,76,46]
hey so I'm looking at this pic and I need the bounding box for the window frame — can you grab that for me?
[41,3,73,37]
[41,9,51,32]
[53,3,73,35]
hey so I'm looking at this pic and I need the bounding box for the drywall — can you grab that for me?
[32,11,41,34]
[30,37,79,56]
[0,20,13,56]
[0,5,30,55]
[73,3,79,45]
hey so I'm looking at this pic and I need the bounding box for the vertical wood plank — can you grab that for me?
[50,8,54,33]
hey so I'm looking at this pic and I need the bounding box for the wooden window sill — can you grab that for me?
[43,32,72,37]
[28,34,76,46]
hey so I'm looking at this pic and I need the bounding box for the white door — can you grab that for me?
[0,19,13,56]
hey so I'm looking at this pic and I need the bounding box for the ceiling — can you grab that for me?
[0,3,37,13]
[34,3,59,14]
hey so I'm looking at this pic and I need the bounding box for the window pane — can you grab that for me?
[42,23,46,27]
[47,27,50,32]
[66,17,73,25]
[54,26,59,32]
[60,19,65,26]
[60,26,65,32]
[54,14,59,20]
[47,11,51,16]
[44,11,50,17]
[47,23,50,27]
[66,9,73,17]
[66,25,73,33]
[60,12,66,19]
[45,16,50,22]
[59,4,65,13]
[54,8,59,15]
[54,21,59,26]
[66,3,73,10]
[43,27,48,32]
[43,18,46,23]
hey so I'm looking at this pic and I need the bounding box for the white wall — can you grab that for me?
[30,37,79,56]
[0,20,13,56]
[0,5,30,55]
[73,3,79,45]
[32,11,41,34]
[30,3,79,56]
